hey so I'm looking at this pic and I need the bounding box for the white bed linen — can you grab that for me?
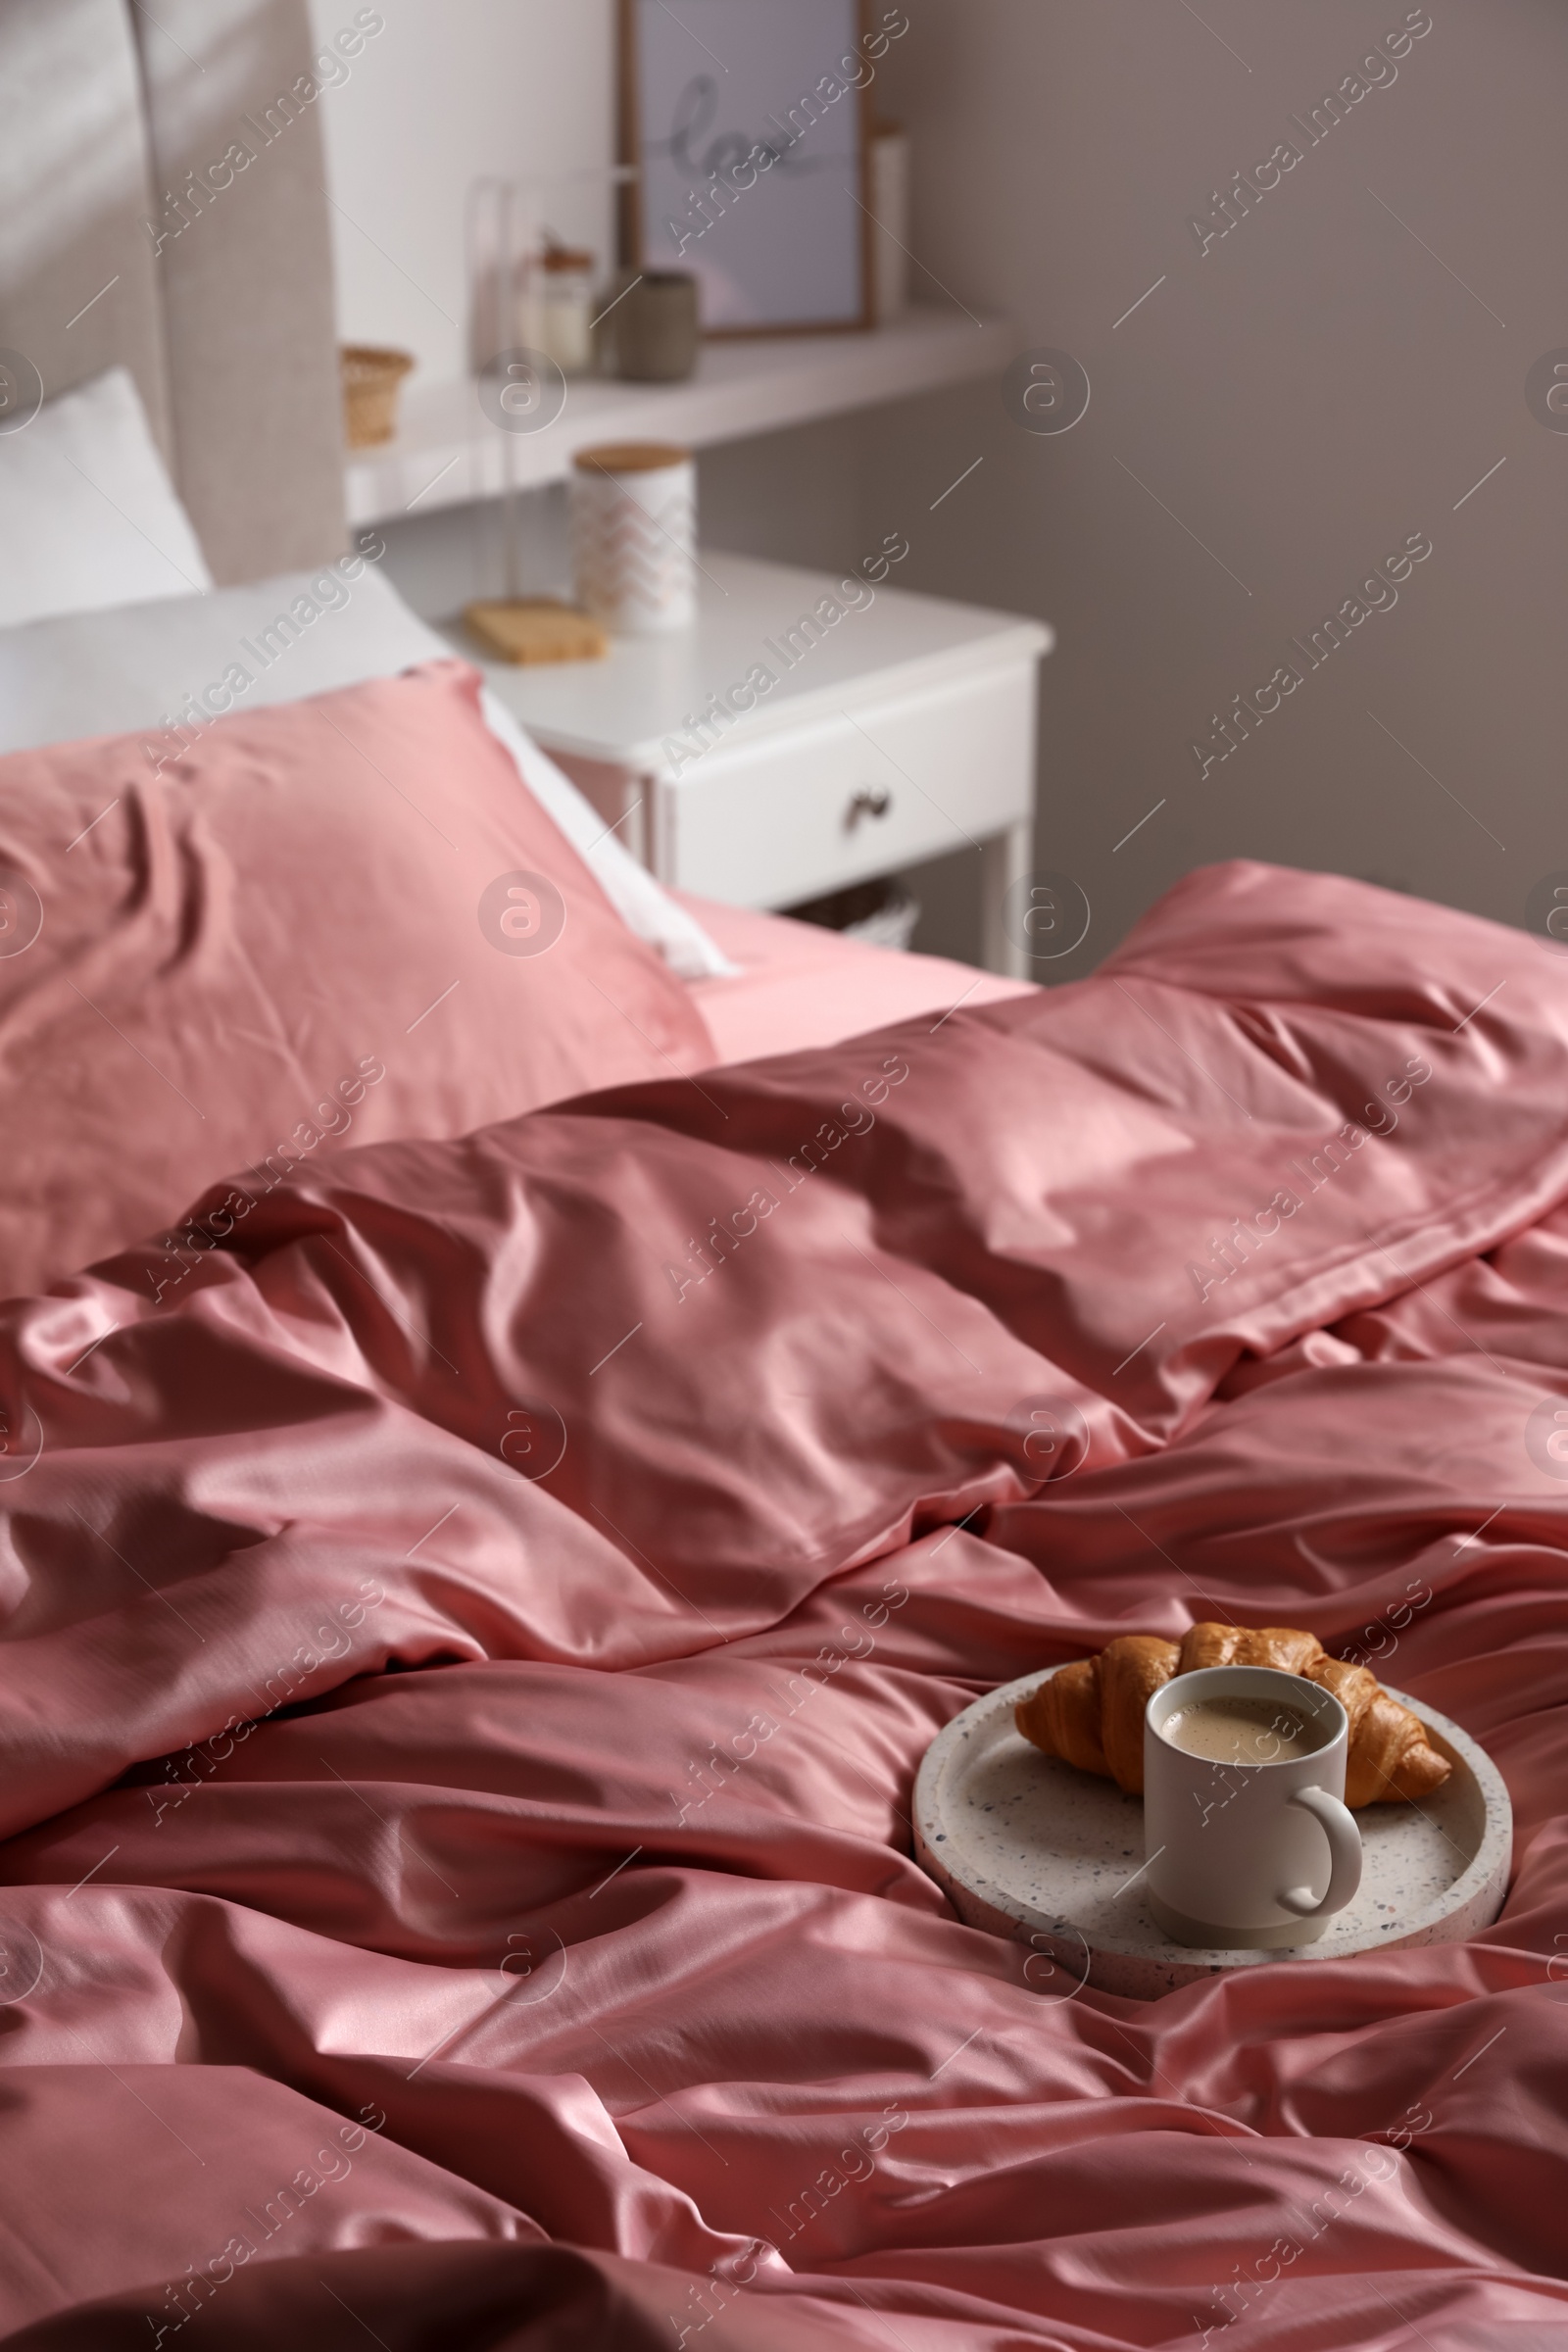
[0,367,212,627]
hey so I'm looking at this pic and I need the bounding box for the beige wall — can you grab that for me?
[712,0,1568,974]
[900,0,1568,972]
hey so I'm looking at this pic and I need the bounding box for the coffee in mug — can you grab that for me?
[1143,1664,1362,1948]
[1159,1693,1326,1766]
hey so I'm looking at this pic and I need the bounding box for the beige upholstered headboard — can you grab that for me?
[0,0,346,583]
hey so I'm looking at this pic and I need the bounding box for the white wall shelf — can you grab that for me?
[346,309,1017,528]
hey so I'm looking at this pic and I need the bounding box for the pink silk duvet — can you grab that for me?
[1,861,1566,2350]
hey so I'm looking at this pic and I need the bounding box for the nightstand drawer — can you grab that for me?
[660,660,1037,906]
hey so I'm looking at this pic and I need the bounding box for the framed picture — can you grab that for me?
[618,0,876,337]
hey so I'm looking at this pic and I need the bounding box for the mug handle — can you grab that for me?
[1277,1785,1363,1918]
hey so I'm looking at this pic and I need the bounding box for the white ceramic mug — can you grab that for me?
[1143,1665,1363,1948]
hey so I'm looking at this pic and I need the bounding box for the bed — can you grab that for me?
[2,10,1567,2352]
[2,849,1568,2351]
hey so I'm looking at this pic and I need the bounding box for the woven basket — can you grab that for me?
[340,345,414,448]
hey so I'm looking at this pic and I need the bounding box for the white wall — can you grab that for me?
[307,0,614,386]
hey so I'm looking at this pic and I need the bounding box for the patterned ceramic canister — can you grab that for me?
[570,442,697,636]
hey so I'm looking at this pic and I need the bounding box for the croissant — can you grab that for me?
[1015,1623,1451,1808]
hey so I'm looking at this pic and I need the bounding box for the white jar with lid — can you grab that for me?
[570,442,697,636]
[532,242,596,376]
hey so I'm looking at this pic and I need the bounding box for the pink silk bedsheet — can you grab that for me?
[1,861,1567,2350]
[678,893,1035,1065]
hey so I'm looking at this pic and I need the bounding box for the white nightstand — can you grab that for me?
[441,552,1053,978]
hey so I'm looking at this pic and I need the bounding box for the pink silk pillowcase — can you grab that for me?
[0,659,715,1300]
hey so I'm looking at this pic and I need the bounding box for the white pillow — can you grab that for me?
[0,366,213,627]
[0,558,733,981]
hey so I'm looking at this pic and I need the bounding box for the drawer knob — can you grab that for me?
[845,787,892,830]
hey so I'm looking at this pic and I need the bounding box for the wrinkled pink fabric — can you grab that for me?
[0,660,713,1301]
[1,861,1567,2350]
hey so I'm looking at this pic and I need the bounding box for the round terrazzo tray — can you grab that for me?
[914,1666,1512,2001]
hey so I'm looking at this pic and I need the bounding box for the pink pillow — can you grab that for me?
[0,660,714,1298]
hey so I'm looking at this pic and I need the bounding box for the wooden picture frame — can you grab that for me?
[617,0,875,338]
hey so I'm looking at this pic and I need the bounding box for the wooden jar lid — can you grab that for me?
[572,442,691,475]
